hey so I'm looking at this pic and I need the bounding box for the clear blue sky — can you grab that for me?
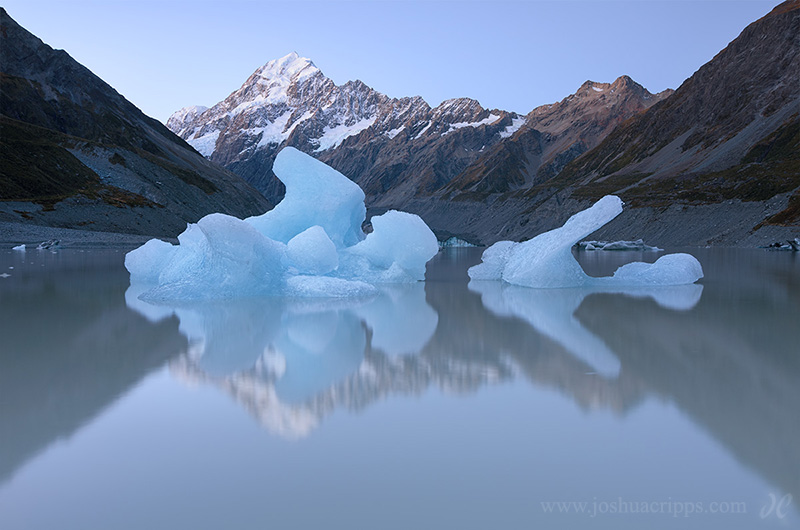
[3,0,778,123]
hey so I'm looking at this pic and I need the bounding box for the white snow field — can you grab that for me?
[126,147,439,300]
[468,195,703,287]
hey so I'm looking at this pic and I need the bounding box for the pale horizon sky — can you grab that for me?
[3,0,779,123]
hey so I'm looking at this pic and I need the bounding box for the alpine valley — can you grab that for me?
[168,1,799,246]
[1,1,798,246]
[0,7,270,239]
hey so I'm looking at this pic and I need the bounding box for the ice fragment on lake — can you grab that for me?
[12,244,25,251]
[337,210,440,283]
[577,239,662,251]
[466,240,515,280]
[147,213,286,299]
[126,147,438,299]
[125,238,177,283]
[610,253,704,286]
[285,275,377,298]
[286,226,338,275]
[468,195,703,287]
[439,236,477,248]
[36,239,60,250]
[245,147,366,248]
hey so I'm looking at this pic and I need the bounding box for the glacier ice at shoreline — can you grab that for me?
[126,147,439,299]
[468,195,703,288]
[576,239,662,252]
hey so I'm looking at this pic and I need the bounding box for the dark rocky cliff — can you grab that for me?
[409,0,799,246]
[0,8,271,237]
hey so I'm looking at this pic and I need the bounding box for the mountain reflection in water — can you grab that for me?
[1,247,797,516]
[122,248,800,506]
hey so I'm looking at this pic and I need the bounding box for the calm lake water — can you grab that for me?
[0,246,798,529]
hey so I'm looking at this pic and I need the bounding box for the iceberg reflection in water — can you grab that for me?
[468,281,703,378]
[125,282,440,437]
[125,260,704,436]
[1,247,798,529]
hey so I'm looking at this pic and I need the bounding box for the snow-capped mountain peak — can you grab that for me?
[165,105,209,136]
[255,52,320,85]
[167,54,518,203]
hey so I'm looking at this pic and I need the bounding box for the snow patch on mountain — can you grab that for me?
[412,121,433,140]
[255,111,313,148]
[385,126,405,139]
[188,130,220,157]
[257,52,319,85]
[499,117,526,138]
[446,113,502,134]
[166,105,209,135]
[314,116,377,152]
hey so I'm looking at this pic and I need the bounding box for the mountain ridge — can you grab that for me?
[168,53,663,211]
[0,7,271,237]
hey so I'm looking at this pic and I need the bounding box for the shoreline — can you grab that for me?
[1,219,796,251]
[0,221,176,249]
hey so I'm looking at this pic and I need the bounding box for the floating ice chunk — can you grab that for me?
[285,275,377,298]
[501,196,622,288]
[143,214,287,300]
[338,210,439,283]
[611,253,704,286]
[286,226,338,275]
[12,244,25,251]
[245,147,366,248]
[577,239,662,251]
[469,196,703,287]
[36,239,60,250]
[439,236,477,248]
[126,147,438,299]
[125,239,177,283]
[466,240,515,280]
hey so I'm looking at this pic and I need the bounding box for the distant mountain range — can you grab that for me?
[2,2,797,245]
[168,54,671,209]
[170,0,799,246]
[0,7,269,237]
[554,0,799,210]
[408,0,800,245]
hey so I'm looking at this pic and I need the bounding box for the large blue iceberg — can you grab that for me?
[126,147,439,299]
[468,195,703,287]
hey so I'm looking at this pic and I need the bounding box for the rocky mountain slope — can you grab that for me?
[0,8,270,237]
[410,0,800,246]
[171,2,798,247]
[169,52,522,205]
[555,0,799,206]
[442,76,672,196]
[169,53,659,208]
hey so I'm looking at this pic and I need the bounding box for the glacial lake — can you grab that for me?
[0,246,798,530]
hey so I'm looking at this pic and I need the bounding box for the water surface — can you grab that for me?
[0,246,798,529]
